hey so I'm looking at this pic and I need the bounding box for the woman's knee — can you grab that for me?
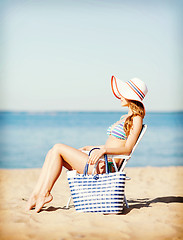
[47,149,53,157]
[51,143,64,155]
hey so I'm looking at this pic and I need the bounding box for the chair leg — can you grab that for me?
[124,195,129,208]
[66,195,72,209]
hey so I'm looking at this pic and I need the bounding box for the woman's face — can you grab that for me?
[120,96,129,107]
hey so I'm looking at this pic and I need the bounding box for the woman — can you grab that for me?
[27,76,148,213]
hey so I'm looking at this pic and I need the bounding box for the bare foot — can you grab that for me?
[26,195,37,211]
[35,193,53,213]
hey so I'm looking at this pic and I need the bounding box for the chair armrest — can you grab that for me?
[82,151,131,161]
[109,154,131,160]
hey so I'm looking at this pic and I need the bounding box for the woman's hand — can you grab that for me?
[88,148,106,165]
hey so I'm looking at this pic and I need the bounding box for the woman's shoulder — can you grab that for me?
[133,115,143,126]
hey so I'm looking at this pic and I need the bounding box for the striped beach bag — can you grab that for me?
[67,148,126,213]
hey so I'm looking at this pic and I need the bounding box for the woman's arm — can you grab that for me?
[88,116,143,164]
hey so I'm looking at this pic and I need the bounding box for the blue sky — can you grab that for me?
[0,0,182,112]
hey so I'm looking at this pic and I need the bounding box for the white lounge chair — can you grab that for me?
[66,124,148,209]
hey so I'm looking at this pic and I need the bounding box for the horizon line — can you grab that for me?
[0,110,183,114]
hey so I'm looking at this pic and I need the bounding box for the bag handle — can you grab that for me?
[83,148,109,176]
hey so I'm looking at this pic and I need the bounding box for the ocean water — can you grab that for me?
[0,111,182,169]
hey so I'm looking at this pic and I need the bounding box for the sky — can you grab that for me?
[0,0,182,112]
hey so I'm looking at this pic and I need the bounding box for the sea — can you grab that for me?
[0,111,182,169]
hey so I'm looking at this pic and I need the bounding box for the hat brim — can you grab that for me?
[111,76,146,113]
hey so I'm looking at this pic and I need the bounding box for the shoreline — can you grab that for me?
[0,166,183,240]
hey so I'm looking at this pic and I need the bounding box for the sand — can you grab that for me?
[0,166,183,240]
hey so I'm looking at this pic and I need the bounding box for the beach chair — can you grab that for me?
[66,124,148,209]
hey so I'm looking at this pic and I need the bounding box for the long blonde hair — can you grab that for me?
[124,100,145,137]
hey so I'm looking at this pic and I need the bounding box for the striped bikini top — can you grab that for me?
[107,116,127,140]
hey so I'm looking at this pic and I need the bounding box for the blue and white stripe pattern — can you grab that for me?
[67,172,126,213]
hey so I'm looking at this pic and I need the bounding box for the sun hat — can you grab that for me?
[111,75,148,104]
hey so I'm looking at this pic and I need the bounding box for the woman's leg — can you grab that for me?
[26,149,59,210]
[29,149,72,195]
[28,143,91,212]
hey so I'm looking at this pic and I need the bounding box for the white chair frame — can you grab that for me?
[66,124,147,209]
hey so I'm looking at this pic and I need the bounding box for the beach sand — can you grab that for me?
[0,167,183,240]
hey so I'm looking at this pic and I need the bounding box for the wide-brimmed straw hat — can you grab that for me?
[111,75,148,104]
